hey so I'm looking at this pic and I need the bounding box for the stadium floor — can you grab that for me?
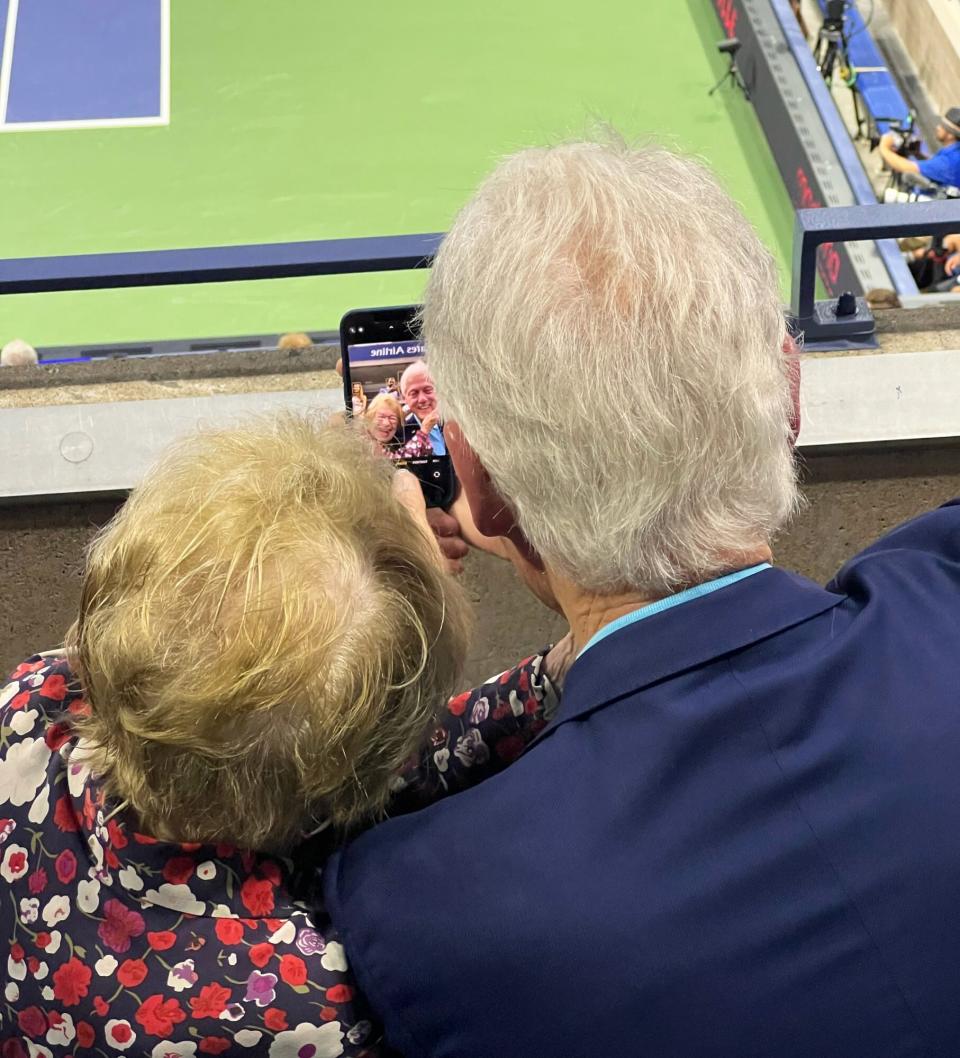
[0,0,793,348]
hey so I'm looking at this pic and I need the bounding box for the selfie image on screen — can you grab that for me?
[346,338,450,503]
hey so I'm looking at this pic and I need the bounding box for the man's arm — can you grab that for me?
[878,133,921,176]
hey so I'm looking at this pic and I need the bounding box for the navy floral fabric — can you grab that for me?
[0,651,557,1057]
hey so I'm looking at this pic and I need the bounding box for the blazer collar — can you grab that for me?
[551,567,844,730]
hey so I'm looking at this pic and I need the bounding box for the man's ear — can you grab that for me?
[445,421,546,571]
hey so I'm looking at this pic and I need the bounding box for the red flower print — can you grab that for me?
[107,818,128,849]
[264,917,284,932]
[448,691,470,716]
[278,954,307,986]
[249,942,274,967]
[39,673,68,700]
[76,1022,95,1048]
[52,956,92,1006]
[17,1006,46,1038]
[53,795,80,833]
[189,982,231,1019]
[199,1038,231,1055]
[495,734,525,764]
[10,942,24,962]
[23,864,42,891]
[518,669,530,693]
[117,958,148,987]
[326,983,355,1003]
[55,849,77,884]
[98,898,146,953]
[147,930,177,951]
[105,846,120,870]
[93,996,109,1017]
[34,932,51,950]
[11,659,45,679]
[162,854,195,885]
[264,1008,288,1031]
[9,691,31,711]
[240,876,274,916]
[135,994,186,1037]
[214,918,244,945]
[108,1021,134,1045]
[215,842,236,858]
[44,721,71,751]
[26,957,39,974]
[492,702,511,720]
[181,842,202,852]
[260,861,282,886]
[320,1005,338,1021]
[132,831,158,845]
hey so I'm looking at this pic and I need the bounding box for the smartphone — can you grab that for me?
[340,305,456,509]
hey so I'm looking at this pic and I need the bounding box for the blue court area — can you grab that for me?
[0,0,165,128]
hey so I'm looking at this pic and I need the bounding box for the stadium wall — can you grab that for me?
[3,447,959,686]
[881,0,960,117]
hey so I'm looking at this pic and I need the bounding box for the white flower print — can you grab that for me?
[509,689,524,717]
[20,897,39,924]
[40,985,54,1001]
[233,1030,262,1048]
[347,1021,372,1045]
[41,894,70,927]
[150,1044,196,1058]
[33,961,48,981]
[45,930,61,954]
[226,953,237,966]
[196,860,216,880]
[0,737,51,807]
[105,1019,137,1051]
[219,1003,245,1022]
[10,708,38,735]
[142,882,205,916]
[26,1043,53,1058]
[267,919,296,945]
[7,954,26,980]
[210,903,233,917]
[433,747,450,773]
[320,941,349,972]
[166,958,198,992]
[268,1023,344,1058]
[118,865,144,892]
[27,784,49,825]
[76,877,100,913]
[65,740,94,798]
[1,842,29,881]
[470,696,490,724]
[45,1011,75,1047]
[4,981,19,1002]
[95,954,118,976]
[0,679,18,708]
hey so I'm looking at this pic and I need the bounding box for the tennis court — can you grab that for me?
[0,0,794,349]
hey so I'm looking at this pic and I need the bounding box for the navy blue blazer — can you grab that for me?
[326,502,960,1058]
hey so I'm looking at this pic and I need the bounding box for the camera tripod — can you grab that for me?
[814,5,866,137]
[708,41,750,102]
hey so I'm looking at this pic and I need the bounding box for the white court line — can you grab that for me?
[159,0,170,123]
[0,0,169,132]
[0,0,21,124]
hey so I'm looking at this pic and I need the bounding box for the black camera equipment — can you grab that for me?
[870,113,928,196]
[708,38,750,101]
[813,0,865,137]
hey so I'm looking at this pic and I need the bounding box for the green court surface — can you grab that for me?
[0,1,794,349]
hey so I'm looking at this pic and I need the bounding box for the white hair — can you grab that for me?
[1,338,38,367]
[423,139,798,594]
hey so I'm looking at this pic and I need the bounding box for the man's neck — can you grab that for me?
[551,545,773,654]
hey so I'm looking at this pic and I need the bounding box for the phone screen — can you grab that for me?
[340,306,455,508]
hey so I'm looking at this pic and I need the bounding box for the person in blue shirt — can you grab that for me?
[880,106,960,189]
[322,138,960,1058]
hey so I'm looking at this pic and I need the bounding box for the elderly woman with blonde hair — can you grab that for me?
[0,414,564,1057]
[364,391,435,460]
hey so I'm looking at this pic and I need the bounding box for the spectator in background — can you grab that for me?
[324,138,960,1058]
[277,331,313,352]
[351,382,369,416]
[880,108,960,190]
[400,361,445,455]
[1,338,38,367]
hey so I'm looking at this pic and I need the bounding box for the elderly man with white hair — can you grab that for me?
[323,139,960,1058]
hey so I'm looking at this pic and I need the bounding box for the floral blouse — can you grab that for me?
[0,651,557,1057]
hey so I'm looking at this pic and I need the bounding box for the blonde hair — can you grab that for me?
[424,137,798,594]
[366,393,404,431]
[67,414,469,851]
